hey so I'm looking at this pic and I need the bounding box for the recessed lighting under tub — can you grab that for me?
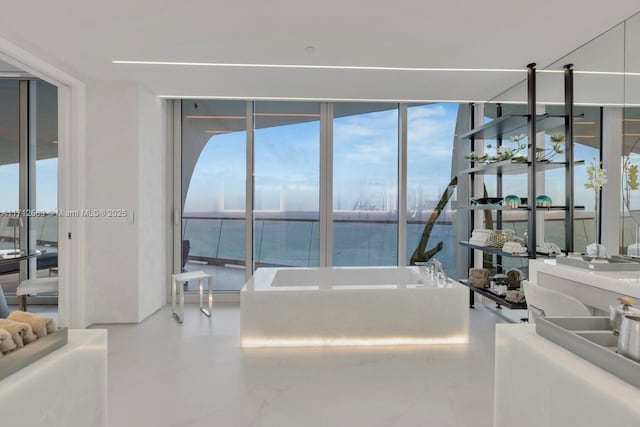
[241,335,469,348]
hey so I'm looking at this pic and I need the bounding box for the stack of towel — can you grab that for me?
[468,268,491,289]
[468,229,492,246]
[0,328,16,357]
[0,311,57,356]
[0,318,38,349]
[506,268,525,289]
[8,311,57,337]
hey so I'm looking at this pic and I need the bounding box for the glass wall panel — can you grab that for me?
[182,100,247,291]
[0,80,20,293]
[406,103,459,277]
[254,101,320,267]
[333,103,398,266]
[571,107,601,251]
[33,80,58,281]
[623,13,640,254]
[623,107,640,251]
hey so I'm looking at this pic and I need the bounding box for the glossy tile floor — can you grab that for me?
[100,301,525,427]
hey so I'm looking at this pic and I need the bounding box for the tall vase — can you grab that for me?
[587,192,606,256]
[594,192,599,244]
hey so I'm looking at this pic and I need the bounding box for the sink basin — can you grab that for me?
[577,331,618,349]
[540,316,610,331]
[536,316,640,389]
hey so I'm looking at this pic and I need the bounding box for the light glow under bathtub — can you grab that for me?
[241,336,469,348]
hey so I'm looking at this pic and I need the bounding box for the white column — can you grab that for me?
[319,103,333,266]
[535,104,546,245]
[601,107,622,254]
[398,103,408,265]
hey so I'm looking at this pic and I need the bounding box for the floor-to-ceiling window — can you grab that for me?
[0,79,58,297]
[33,80,58,280]
[332,103,398,266]
[181,100,247,291]
[406,103,459,276]
[0,80,20,291]
[253,101,320,268]
[570,107,602,251]
[622,107,640,251]
[180,100,466,290]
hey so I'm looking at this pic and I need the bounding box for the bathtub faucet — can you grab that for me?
[430,259,447,281]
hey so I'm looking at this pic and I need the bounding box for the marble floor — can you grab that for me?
[98,300,525,427]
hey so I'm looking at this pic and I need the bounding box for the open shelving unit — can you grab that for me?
[458,280,528,310]
[458,63,579,312]
[459,113,570,141]
[459,159,583,176]
[461,205,585,211]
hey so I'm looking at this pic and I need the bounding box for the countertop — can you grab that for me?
[529,258,640,298]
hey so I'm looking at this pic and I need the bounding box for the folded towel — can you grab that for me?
[8,311,57,338]
[0,319,38,347]
[0,327,16,354]
[0,322,23,348]
[469,268,490,278]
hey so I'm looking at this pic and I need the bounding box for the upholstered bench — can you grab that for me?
[16,277,59,311]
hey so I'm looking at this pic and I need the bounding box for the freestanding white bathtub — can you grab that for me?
[240,266,468,348]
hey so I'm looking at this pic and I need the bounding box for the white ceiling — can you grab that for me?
[0,1,638,101]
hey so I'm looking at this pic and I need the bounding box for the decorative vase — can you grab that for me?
[535,195,552,208]
[504,195,521,208]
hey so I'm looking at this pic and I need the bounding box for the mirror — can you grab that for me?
[623,117,640,244]
[624,12,640,251]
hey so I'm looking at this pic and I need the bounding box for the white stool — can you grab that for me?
[171,271,213,324]
[16,277,59,311]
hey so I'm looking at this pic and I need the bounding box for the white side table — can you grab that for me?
[171,271,213,324]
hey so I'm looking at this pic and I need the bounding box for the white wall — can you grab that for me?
[84,81,169,324]
[85,81,140,323]
[137,86,168,321]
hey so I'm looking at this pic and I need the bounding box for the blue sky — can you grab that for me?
[185,102,601,214]
[185,103,461,214]
[0,158,57,211]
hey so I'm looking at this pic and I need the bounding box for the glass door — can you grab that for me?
[253,101,321,268]
[181,100,247,291]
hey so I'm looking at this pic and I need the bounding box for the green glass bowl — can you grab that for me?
[504,195,521,208]
[535,195,552,207]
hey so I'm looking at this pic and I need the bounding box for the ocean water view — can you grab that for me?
[182,210,601,291]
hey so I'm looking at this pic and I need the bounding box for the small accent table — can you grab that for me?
[171,271,213,324]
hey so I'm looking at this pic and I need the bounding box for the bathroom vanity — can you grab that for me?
[528,258,640,312]
[495,324,640,427]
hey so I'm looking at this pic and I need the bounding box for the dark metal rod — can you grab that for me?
[496,103,503,272]
[527,63,537,259]
[564,64,574,252]
[469,102,476,308]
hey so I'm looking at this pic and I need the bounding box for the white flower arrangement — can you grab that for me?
[585,158,607,244]
[584,159,607,192]
[536,134,565,162]
[465,134,527,164]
